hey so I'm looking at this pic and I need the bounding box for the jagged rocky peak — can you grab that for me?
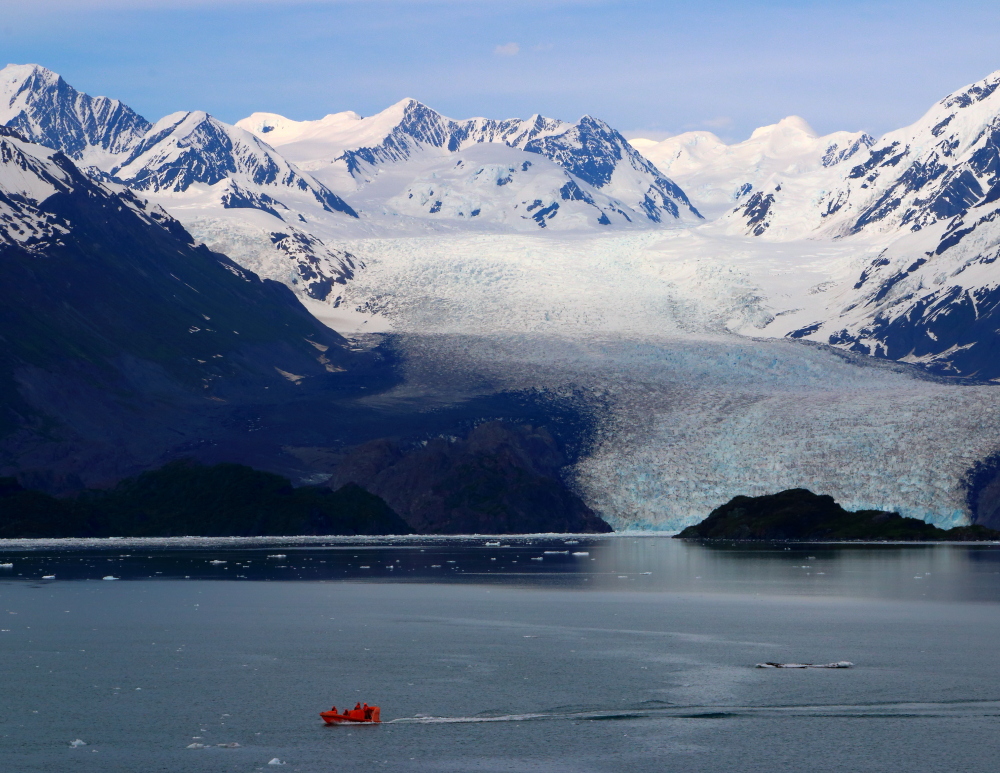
[0,63,151,165]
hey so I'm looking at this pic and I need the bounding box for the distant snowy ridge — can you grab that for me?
[723,70,1000,240]
[629,116,873,220]
[237,98,701,228]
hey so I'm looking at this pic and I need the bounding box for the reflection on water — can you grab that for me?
[3,536,1000,602]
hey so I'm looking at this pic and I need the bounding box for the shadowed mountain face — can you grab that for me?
[0,126,358,487]
[326,422,612,534]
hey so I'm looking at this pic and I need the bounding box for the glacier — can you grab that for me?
[316,232,1000,530]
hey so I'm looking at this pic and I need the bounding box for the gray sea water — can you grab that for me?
[3,536,1000,772]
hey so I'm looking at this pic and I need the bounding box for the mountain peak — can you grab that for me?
[749,116,818,140]
[0,64,151,164]
[1,63,60,88]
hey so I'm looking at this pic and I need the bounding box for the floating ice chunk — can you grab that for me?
[756,661,854,668]
[484,541,500,546]
[359,565,371,569]
[543,550,568,554]
[186,743,206,749]
[0,563,13,568]
[564,540,579,545]
[69,739,87,747]
[42,575,55,579]
[103,576,119,581]
[268,759,286,766]
[216,742,240,748]
[572,552,589,556]
[266,554,287,559]
[530,557,543,561]
[209,560,227,565]
[430,565,441,568]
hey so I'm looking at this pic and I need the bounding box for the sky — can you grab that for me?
[5,0,1000,143]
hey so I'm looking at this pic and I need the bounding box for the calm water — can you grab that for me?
[3,536,1000,772]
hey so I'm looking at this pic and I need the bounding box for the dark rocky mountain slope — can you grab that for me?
[326,422,612,534]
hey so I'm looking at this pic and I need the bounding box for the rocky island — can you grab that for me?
[676,488,1000,541]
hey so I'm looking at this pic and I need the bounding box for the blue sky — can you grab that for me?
[6,0,1000,141]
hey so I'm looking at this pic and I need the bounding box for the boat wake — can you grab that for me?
[388,699,1000,724]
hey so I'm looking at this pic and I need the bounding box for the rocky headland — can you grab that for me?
[676,488,1000,541]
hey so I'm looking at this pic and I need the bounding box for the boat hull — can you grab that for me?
[320,707,381,724]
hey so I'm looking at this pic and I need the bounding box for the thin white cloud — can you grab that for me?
[494,42,520,57]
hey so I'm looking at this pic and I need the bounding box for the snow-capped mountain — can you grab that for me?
[721,71,1000,379]
[108,110,357,217]
[0,64,150,169]
[0,64,362,304]
[237,98,701,228]
[0,125,170,249]
[629,117,873,219]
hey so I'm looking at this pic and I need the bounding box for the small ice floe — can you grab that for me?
[209,560,227,565]
[266,554,286,559]
[42,575,55,579]
[268,759,286,766]
[69,739,87,747]
[640,571,652,575]
[359,565,371,569]
[756,661,854,669]
[186,743,206,749]
[484,541,500,546]
[543,551,568,554]
[430,564,441,568]
[0,563,13,569]
[564,540,580,545]
[216,742,240,748]
[530,557,543,561]
[102,576,119,581]
[572,552,589,556]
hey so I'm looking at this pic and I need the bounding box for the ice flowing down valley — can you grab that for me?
[307,231,1000,530]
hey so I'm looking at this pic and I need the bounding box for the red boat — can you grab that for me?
[320,703,381,724]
